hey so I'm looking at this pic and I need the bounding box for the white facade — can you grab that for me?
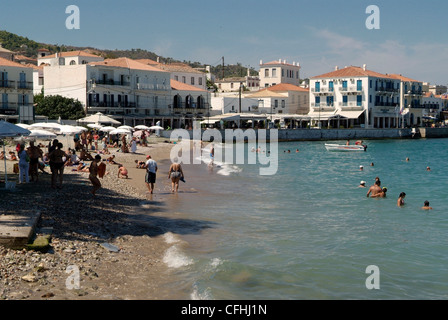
[210,96,260,116]
[0,57,34,122]
[38,51,104,67]
[309,66,405,129]
[259,59,301,88]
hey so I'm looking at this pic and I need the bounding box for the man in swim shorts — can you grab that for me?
[145,155,158,194]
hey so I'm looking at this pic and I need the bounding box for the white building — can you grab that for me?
[0,57,34,123]
[259,59,301,88]
[210,96,260,116]
[309,65,405,129]
[136,59,207,91]
[247,83,309,115]
[37,50,104,66]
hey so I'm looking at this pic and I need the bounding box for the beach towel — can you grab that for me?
[98,162,106,178]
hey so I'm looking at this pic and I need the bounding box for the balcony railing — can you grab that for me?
[88,102,136,109]
[0,80,33,90]
[137,83,170,91]
[92,79,130,87]
[0,80,15,88]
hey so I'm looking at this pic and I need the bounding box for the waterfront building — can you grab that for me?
[0,44,14,61]
[136,59,207,91]
[247,83,309,115]
[0,57,34,123]
[259,59,301,88]
[37,50,104,66]
[309,65,406,129]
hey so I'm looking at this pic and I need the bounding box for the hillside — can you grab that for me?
[0,29,257,79]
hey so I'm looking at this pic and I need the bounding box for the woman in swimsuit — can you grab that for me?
[168,162,184,193]
[89,155,102,196]
[397,192,406,207]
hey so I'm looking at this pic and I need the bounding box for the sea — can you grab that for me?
[141,138,448,300]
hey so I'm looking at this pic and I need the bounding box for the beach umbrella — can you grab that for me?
[16,123,31,129]
[149,126,164,130]
[0,121,31,187]
[78,112,121,125]
[99,126,117,133]
[29,122,62,132]
[117,125,134,131]
[28,129,57,140]
[87,123,103,129]
[74,126,88,132]
[134,125,151,130]
[59,125,83,135]
[109,128,131,135]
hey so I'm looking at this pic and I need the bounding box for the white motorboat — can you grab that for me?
[325,143,367,152]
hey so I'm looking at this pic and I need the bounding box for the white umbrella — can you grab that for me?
[109,128,131,135]
[78,112,121,125]
[29,129,57,140]
[59,125,83,135]
[149,126,164,130]
[0,121,31,187]
[16,123,31,129]
[133,130,147,137]
[87,123,103,129]
[99,126,117,133]
[134,125,151,130]
[30,122,62,131]
[118,125,134,131]
[74,126,88,132]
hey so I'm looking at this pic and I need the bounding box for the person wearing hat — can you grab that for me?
[145,155,158,194]
[359,181,366,188]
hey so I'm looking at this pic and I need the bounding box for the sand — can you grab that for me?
[0,138,194,300]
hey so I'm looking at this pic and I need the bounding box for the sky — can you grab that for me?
[1,0,448,84]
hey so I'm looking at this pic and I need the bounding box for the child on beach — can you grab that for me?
[117,165,128,179]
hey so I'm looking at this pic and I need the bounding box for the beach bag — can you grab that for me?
[13,163,19,173]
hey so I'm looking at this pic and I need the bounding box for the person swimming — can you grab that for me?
[421,200,433,210]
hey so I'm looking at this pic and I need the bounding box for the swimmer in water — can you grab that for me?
[397,192,406,207]
[421,200,433,210]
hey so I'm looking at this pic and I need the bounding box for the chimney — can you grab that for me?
[279,58,282,63]
[363,64,367,71]
[283,60,286,64]
[335,66,339,71]
[259,60,263,65]
[157,57,160,63]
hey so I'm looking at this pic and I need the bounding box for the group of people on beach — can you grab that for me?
[361,159,433,210]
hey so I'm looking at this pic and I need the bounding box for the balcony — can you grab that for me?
[374,102,399,107]
[311,87,334,95]
[340,86,363,95]
[91,79,130,87]
[137,83,170,91]
[0,103,34,115]
[339,102,364,109]
[375,87,399,95]
[404,90,423,96]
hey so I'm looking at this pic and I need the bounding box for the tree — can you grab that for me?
[34,94,85,120]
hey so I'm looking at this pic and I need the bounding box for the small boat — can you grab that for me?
[325,143,367,152]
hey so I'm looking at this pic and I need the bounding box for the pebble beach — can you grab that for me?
[0,139,185,300]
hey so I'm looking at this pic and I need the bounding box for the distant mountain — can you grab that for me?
[0,29,257,79]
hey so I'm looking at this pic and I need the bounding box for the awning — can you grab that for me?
[337,110,366,119]
[306,111,338,121]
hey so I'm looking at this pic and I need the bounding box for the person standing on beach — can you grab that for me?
[89,155,102,197]
[27,141,43,182]
[49,143,68,189]
[131,137,137,153]
[17,144,30,184]
[168,162,184,193]
[145,155,158,194]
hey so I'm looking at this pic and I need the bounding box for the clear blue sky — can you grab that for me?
[1,0,447,84]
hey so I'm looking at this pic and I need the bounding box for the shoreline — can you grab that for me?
[0,140,197,300]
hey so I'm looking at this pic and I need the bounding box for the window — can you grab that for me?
[272,69,277,77]
[343,95,348,106]
[315,82,320,93]
[357,80,362,91]
[281,100,285,108]
[191,77,195,85]
[329,81,334,92]
[2,93,8,108]
[327,96,334,106]
[175,75,179,81]
[342,81,348,90]
[265,69,269,77]
[274,100,278,108]
[182,76,186,83]
[199,77,203,86]
[315,96,320,106]
[69,60,76,65]
[357,95,362,107]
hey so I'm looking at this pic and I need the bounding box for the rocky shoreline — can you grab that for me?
[0,141,181,300]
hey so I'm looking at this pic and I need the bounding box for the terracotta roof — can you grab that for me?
[261,60,300,68]
[0,56,34,68]
[41,50,101,59]
[171,79,206,92]
[136,59,203,74]
[265,83,309,92]
[311,66,394,79]
[89,57,168,72]
[388,74,421,83]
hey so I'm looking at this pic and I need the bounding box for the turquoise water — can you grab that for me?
[151,138,448,300]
